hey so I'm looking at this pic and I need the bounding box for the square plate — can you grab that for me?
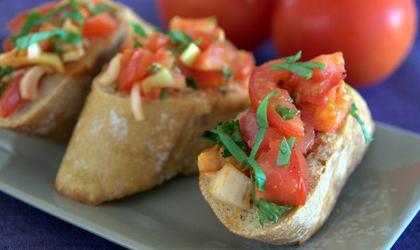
[0,122,419,250]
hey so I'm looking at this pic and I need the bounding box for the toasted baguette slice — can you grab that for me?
[55,80,249,205]
[199,85,374,245]
[0,3,153,142]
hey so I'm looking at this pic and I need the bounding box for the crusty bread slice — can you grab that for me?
[199,85,374,245]
[0,3,153,142]
[55,81,249,205]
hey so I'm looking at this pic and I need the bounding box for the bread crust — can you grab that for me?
[55,82,249,205]
[0,4,150,142]
[199,86,374,245]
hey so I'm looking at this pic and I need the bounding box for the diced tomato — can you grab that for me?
[143,33,170,52]
[83,12,118,38]
[0,74,25,118]
[2,38,14,52]
[300,82,352,132]
[256,147,309,206]
[239,108,283,155]
[152,48,174,68]
[232,51,254,82]
[295,125,315,155]
[193,71,223,89]
[7,2,56,33]
[169,17,224,49]
[292,53,346,106]
[194,42,236,71]
[117,48,154,93]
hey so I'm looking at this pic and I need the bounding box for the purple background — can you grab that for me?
[0,0,419,249]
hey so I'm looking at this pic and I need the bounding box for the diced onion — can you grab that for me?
[210,163,251,209]
[95,53,122,86]
[142,67,175,92]
[130,82,145,121]
[180,43,201,67]
[0,50,64,73]
[27,43,41,59]
[19,66,51,101]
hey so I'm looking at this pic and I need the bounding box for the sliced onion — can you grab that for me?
[130,82,145,121]
[19,66,51,101]
[210,163,251,209]
[95,53,122,86]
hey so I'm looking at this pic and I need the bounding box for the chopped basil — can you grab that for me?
[15,28,81,50]
[133,39,143,48]
[276,136,295,167]
[91,3,111,14]
[256,198,292,226]
[131,22,147,37]
[249,90,279,160]
[168,30,191,49]
[275,105,299,120]
[186,76,198,90]
[350,103,373,143]
[18,12,43,37]
[272,51,325,80]
[193,37,203,46]
[221,67,233,80]
[160,88,168,99]
[64,0,84,24]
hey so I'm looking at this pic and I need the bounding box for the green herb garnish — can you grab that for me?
[0,67,13,79]
[91,3,111,14]
[193,37,203,46]
[275,105,299,120]
[18,12,43,37]
[133,39,142,48]
[186,76,198,90]
[168,30,191,49]
[131,22,147,37]
[256,198,292,226]
[349,103,373,143]
[15,28,81,50]
[272,51,325,80]
[276,136,295,166]
[249,90,279,160]
[160,88,168,99]
[222,67,233,80]
[63,0,84,24]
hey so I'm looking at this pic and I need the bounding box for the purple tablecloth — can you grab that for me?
[0,0,419,249]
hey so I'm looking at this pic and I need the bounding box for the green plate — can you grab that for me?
[0,122,419,250]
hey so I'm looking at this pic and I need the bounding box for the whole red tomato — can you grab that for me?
[157,0,275,50]
[271,0,418,86]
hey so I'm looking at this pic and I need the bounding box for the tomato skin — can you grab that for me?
[83,12,118,38]
[157,0,275,50]
[249,60,304,138]
[0,74,25,118]
[256,147,309,206]
[117,48,154,93]
[143,33,170,53]
[271,0,418,86]
[194,42,236,71]
[232,51,255,82]
[193,71,223,89]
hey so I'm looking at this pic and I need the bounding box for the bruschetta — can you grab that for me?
[55,17,254,205]
[0,0,150,141]
[198,52,374,244]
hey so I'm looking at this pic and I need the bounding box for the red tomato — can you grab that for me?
[2,38,14,52]
[194,42,236,71]
[256,147,309,206]
[300,82,352,132]
[117,48,154,93]
[157,0,275,49]
[296,125,315,155]
[143,33,170,53]
[83,13,118,38]
[152,48,174,68]
[271,0,418,86]
[232,51,255,82]
[291,53,346,106]
[249,60,304,137]
[0,74,25,118]
[193,71,223,89]
[239,108,283,155]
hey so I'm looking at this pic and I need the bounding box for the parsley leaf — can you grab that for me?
[275,105,299,120]
[222,67,233,80]
[18,12,43,37]
[249,90,279,160]
[272,51,325,80]
[131,22,147,37]
[256,198,292,226]
[91,3,111,14]
[65,0,84,24]
[168,30,191,49]
[186,76,198,90]
[15,28,81,50]
[349,103,373,143]
[276,136,295,166]
[160,88,168,99]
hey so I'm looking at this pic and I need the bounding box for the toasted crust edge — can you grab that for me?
[199,85,374,245]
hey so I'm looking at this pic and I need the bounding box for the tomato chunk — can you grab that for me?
[193,71,223,89]
[83,13,118,38]
[117,48,154,93]
[256,147,309,206]
[0,74,25,118]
